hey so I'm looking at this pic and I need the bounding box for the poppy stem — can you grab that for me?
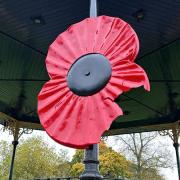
[80,144,103,180]
[80,1,102,179]
[90,0,98,17]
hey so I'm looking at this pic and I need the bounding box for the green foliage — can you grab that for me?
[70,163,84,177]
[0,140,11,179]
[0,135,167,180]
[99,151,132,178]
[141,168,165,180]
[71,149,84,164]
[0,136,70,180]
[70,141,132,179]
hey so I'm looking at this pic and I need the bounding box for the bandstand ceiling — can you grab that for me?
[0,0,180,133]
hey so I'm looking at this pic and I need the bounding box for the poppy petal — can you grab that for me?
[45,16,139,79]
[103,60,150,100]
[38,93,122,149]
[98,17,139,62]
[45,46,72,79]
[38,78,72,127]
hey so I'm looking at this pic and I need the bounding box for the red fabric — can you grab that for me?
[38,16,150,149]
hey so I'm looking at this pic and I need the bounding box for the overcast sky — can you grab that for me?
[0,125,178,180]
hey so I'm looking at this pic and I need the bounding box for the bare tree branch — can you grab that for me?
[115,132,174,180]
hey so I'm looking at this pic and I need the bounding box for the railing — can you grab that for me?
[34,178,79,180]
[33,177,124,180]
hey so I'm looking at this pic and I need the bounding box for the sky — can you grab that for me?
[0,125,178,180]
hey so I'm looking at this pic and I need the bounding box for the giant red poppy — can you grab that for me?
[38,16,150,149]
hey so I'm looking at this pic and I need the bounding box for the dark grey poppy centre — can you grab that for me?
[67,53,112,96]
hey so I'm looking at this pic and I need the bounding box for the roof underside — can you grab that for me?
[0,0,180,133]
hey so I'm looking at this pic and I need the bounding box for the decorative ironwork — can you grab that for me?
[3,119,33,140]
[159,122,180,143]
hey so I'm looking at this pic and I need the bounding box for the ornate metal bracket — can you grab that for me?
[159,122,180,143]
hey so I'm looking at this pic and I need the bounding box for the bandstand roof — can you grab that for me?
[0,0,180,134]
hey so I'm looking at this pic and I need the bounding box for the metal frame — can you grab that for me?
[80,1,102,179]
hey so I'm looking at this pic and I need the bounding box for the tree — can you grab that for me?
[0,136,71,180]
[70,163,84,177]
[115,132,173,180]
[70,141,132,179]
[0,140,11,179]
[99,151,132,178]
